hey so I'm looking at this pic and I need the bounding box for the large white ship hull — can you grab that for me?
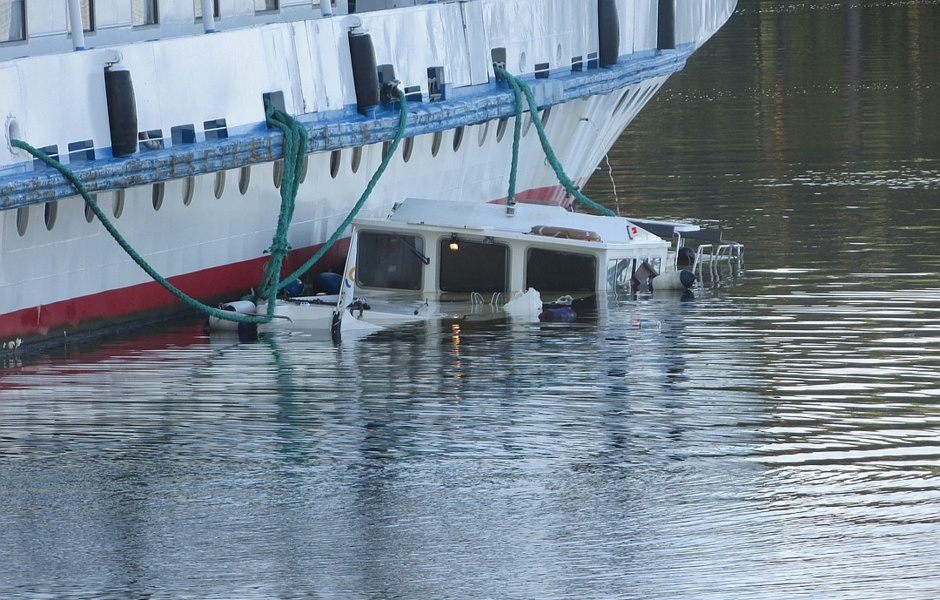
[0,0,736,344]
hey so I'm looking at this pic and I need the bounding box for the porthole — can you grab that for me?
[541,107,552,128]
[214,171,225,199]
[330,150,341,178]
[300,155,309,183]
[85,196,96,223]
[112,190,125,219]
[496,118,508,142]
[519,51,527,72]
[152,183,165,210]
[351,146,362,174]
[16,206,28,236]
[183,176,195,205]
[613,89,631,115]
[452,126,464,152]
[402,137,414,162]
[477,122,489,146]
[431,131,443,157]
[44,201,57,231]
[273,160,283,189]
[239,166,251,195]
[382,140,392,160]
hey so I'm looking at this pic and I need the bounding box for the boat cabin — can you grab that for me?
[351,198,673,301]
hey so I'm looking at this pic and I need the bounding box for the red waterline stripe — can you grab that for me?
[0,240,349,341]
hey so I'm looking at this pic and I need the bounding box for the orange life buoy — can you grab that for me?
[529,225,601,242]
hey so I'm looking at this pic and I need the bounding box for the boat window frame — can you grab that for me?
[525,247,597,293]
[438,236,509,295]
[607,258,634,292]
[355,230,427,292]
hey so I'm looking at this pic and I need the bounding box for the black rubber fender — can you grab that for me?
[104,69,138,157]
[349,31,380,115]
[598,0,620,67]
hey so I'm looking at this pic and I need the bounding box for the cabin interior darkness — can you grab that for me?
[525,248,596,292]
[438,238,508,293]
[356,231,425,290]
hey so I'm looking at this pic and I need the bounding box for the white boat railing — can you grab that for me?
[692,242,745,284]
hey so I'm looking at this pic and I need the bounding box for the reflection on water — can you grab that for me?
[2,270,937,598]
[2,1,940,598]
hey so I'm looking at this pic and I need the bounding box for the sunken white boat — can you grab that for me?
[0,0,737,348]
[209,196,743,336]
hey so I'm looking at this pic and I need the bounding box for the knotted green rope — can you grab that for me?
[495,66,616,217]
[277,86,409,286]
[256,100,309,313]
[505,74,524,208]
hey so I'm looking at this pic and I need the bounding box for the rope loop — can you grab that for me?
[494,66,616,217]
[277,86,409,286]
[253,100,309,314]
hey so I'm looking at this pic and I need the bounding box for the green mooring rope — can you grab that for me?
[494,66,616,218]
[277,86,408,286]
[505,72,524,208]
[8,88,407,326]
[11,138,276,325]
[256,100,309,313]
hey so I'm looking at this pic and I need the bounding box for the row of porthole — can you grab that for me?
[328,108,552,176]
[14,190,122,236]
[611,85,657,119]
[15,112,554,236]
[14,153,301,237]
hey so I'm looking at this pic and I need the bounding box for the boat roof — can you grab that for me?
[354,197,671,245]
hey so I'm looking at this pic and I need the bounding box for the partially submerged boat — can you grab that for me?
[209,197,743,337]
[1,0,739,351]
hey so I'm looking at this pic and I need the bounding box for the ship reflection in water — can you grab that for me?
[2,268,939,598]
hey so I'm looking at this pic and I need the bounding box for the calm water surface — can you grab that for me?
[2,1,939,598]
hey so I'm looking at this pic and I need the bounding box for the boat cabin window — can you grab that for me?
[526,248,596,292]
[1,0,26,42]
[439,238,508,294]
[356,231,425,291]
[607,259,634,292]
